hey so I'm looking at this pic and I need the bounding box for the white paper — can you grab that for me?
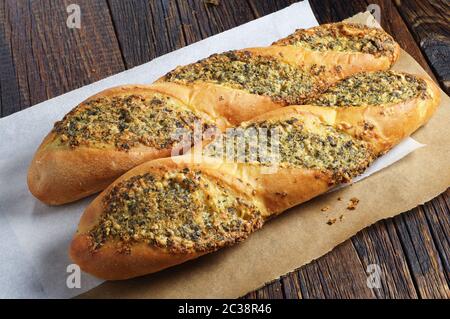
[0,1,422,298]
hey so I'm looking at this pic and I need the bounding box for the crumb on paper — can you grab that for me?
[347,197,360,210]
[327,218,337,225]
[321,206,329,212]
[337,197,342,201]
[339,214,344,221]
[204,0,220,5]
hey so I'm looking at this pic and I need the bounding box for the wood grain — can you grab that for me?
[394,0,450,94]
[351,220,418,298]
[297,240,376,298]
[424,189,450,283]
[394,207,450,298]
[0,1,21,117]
[0,0,124,117]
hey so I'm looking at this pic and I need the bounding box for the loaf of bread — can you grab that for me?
[28,22,400,205]
[70,70,440,280]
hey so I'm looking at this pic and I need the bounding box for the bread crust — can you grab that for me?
[150,81,282,128]
[259,76,440,154]
[272,22,400,70]
[27,85,196,205]
[27,135,172,205]
[245,44,399,81]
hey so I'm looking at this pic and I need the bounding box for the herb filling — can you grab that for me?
[308,71,429,107]
[53,94,214,151]
[204,118,374,183]
[274,23,396,58]
[90,169,263,253]
[163,51,325,104]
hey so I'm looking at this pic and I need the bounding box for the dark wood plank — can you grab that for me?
[394,204,450,298]
[0,0,124,117]
[107,0,182,69]
[297,241,376,299]
[107,0,258,69]
[254,279,285,299]
[246,0,299,17]
[0,1,21,117]
[280,273,303,299]
[394,0,450,94]
[423,190,450,283]
[351,220,418,298]
[195,0,254,31]
[175,0,256,43]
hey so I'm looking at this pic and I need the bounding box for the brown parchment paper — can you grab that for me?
[81,12,450,298]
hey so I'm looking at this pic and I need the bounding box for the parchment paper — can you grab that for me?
[0,2,448,298]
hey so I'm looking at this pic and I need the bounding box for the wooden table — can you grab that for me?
[1,0,448,299]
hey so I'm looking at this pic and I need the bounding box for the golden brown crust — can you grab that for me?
[69,157,264,279]
[150,81,282,128]
[268,22,400,80]
[276,76,440,154]
[68,159,197,280]
[70,235,203,281]
[69,155,332,280]
[273,22,400,66]
[27,85,214,205]
[245,44,399,82]
[27,134,171,205]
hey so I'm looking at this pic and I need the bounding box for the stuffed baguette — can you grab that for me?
[70,71,440,280]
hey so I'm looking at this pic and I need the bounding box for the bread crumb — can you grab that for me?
[339,214,344,221]
[347,197,360,210]
[204,0,220,5]
[327,218,337,225]
[337,197,342,201]
[321,206,329,212]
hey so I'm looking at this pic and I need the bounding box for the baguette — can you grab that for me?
[70,71,440,280]
[28,22,400,205]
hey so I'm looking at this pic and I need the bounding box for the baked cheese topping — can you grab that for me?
[308,71,429,107]
[53,94,214,151]
[204,118,374,183]
[163,50,326,104]
[274,23,397,58]
[90,169,263,253]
